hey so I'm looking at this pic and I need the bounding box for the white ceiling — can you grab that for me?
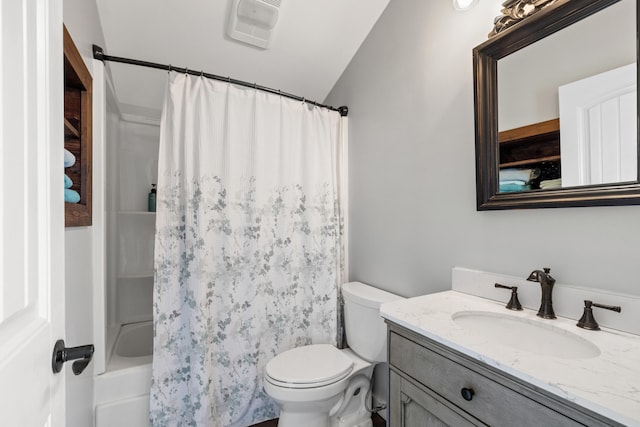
[96,0,390,120]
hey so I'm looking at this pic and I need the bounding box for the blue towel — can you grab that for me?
[499,168,533,183]
[65,189,80,203]
[499,183,531,193]
[64,174,73,189]
[64,149,76,168]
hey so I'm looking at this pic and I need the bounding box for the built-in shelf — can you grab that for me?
[117,211,156,216]
[500,155,561,168]
[117,274,153,280]
[499,118,560,169]
[64,25,92,227]
[64,117,80,138]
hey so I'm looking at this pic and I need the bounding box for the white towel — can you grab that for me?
[540,178,562,189]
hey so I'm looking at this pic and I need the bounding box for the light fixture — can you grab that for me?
[453,0,479,11]
[227,0,282,49]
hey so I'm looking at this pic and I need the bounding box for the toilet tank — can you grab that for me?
[342,282,403,363]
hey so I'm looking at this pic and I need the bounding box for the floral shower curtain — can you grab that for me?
[150,72,348,427]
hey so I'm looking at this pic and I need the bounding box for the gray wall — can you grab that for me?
[64,0,106,60]
[325,0,640,298]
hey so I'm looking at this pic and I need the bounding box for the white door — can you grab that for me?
[559,63,637,187]
[0,0,65,426]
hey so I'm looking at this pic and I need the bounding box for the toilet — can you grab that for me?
[263,282,403,427]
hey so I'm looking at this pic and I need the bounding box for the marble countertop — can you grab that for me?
[380,290,640,426]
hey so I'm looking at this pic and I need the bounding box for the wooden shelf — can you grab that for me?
[117,211,156,216]
[499,119,560,169]
[64,117,80,138]
[499,119,559,144]
[501,155,561,168]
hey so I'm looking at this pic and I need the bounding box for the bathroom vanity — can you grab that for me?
[381,290,640,427]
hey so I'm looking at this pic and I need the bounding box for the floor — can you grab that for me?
[251,413,386,427]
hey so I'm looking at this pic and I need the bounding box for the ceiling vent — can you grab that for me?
[227,0,282,49]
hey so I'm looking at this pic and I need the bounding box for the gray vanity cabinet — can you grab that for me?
[390,370,485,426]
[387,322,622,427]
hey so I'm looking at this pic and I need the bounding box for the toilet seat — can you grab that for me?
[265,344,354,389]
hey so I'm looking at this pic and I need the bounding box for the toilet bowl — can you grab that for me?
[263,282,403,427]
[264,345,373,427]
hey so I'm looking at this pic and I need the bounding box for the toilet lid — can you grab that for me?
[265,344,353,387]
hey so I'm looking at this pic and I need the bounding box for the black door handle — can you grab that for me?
[52,339,95,375]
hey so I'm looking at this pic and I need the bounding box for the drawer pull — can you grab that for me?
[461,387,475,401]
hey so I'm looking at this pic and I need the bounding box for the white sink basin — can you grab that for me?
[452,311,601,359]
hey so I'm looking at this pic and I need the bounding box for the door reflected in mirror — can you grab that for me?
[497,0,636,194]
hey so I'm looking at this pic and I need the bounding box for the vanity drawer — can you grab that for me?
[389,331,585,427]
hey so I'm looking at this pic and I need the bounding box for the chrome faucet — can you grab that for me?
[527,267,556,319]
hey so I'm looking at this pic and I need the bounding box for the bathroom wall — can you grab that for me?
[63,1,107,426]
[325,0,640,298]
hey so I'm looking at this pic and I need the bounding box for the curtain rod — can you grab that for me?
[92,45,348,117]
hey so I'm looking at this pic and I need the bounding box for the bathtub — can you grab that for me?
[109,321,153,367]
[95,321,153,427]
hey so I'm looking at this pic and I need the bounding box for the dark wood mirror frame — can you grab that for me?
[473,0,639,210]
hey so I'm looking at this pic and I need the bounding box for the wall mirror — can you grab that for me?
[474,0,639,210]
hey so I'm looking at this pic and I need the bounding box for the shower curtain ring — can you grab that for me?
[227,76,231,83]
[184,67,189,75]
[254,82,257,89]
[168,64,172,73]
[200,70,204,77]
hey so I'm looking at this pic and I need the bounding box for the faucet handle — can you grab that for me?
[576,300,621,331]
[494,283,523,311]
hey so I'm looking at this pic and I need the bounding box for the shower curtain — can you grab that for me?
[150,72,348,427]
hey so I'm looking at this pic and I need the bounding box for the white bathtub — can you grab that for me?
[95,321,153,427]
[111,321,153,366]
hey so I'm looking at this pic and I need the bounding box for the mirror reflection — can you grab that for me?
[497,0,636,193]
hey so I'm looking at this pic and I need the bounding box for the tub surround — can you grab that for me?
[380,269,640,426]
[95,321,153,427]
[98,116,158,426]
